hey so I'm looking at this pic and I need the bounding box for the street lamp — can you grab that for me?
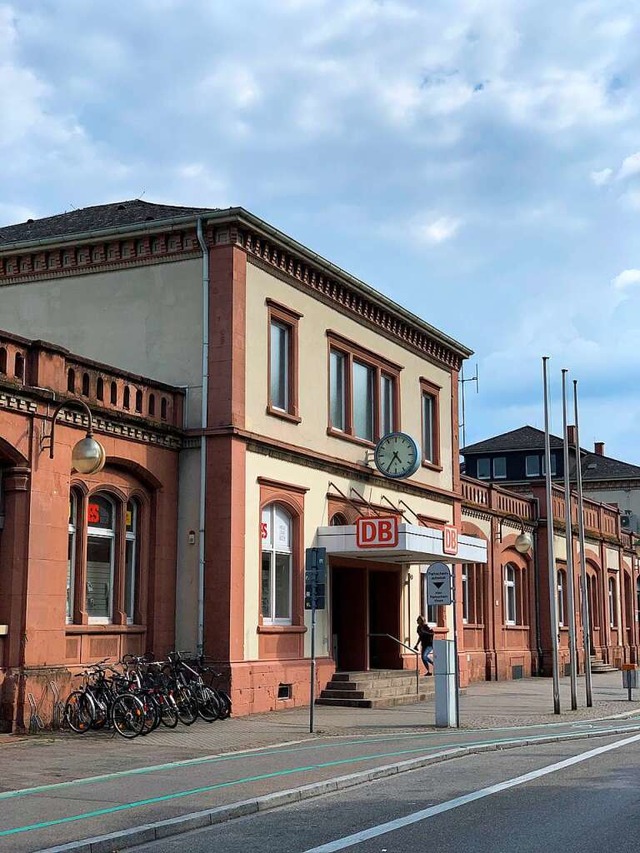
[497,513,533,555]
[41,399,106,474]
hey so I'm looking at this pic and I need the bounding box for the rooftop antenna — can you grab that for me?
[460,362,479,451]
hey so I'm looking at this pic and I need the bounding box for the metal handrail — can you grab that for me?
[368,633,420,695]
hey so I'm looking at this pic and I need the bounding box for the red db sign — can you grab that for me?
[443,524,458,555]
[356,516,399,549]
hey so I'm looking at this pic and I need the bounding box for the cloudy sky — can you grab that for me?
[2,0,640,461]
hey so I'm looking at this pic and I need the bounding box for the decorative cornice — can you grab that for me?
[239,236,463,372]
[0,229,201,287]
[55,409,182,450]
[0,392,38,414]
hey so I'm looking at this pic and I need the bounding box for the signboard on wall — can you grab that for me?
[427,562,452,606]
[355,516,399,549]
[443,525,458,556]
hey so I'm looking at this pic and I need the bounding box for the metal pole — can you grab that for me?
[310,601,316,734]
[561,370,578,710]
[451,566,460,728]
[573,380,593,706]
[460,363,466,450]
[543,357,561,714]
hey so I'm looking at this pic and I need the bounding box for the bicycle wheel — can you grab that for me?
[158,693,179,728]
[111,693,145,739]
[64,691,95,733]
[175,686,198,726]
[89,687,110,730]
[216,689,232,719]
[139,692,161,735]
[196,685,221,723]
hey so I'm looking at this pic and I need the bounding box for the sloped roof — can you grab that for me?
[0,200,216,246]
[461,426,564,454]
[462,425,640,483]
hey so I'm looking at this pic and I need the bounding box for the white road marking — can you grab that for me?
[303,732,640,852]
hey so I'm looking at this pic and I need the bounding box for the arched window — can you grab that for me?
[86,494,116,623]
[110,382,117,405]
[82,373,90,396]
[125,500,139,623]
[504,564,516,625]
[123,386,130,409]
[14,352,24,380]
[67,491,78,622]
[608,576,617,627]
[461,564,469,623]
[261,503,293,624]
[557,569,566,627]
[148,394,156,417]
[67,368,76,393]
[0,347,6,374]
[96,377,104,401]
[135,390,143,413]
[330,512,348,526]
[160,398,168,420]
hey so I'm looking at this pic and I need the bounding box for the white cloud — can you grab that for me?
[617,151,640,181]
[412,215,462,245]
[612,269,640,291]
[591,168,613,186]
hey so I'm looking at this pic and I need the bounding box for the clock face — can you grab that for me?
[374,432,420,479]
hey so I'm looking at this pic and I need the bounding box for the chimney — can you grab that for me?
[567,425,577,445]
[594,441,605,456]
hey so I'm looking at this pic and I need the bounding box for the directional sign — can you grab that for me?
[427,562,452,606]
[305,547,327,610]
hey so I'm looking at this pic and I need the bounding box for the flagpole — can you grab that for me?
[561,369,578,710]
[543,357,561,714]
[573,380,593,706]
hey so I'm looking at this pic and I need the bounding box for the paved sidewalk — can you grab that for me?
[2,670,639,794]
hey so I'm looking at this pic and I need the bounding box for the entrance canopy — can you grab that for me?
[316,523,487,565]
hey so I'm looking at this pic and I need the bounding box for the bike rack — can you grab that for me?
[27,692,45,734]
[49,681,65,730]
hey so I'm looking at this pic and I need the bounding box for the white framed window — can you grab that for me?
[352,360,374,441]
[608,576,617,627]
[86,494,116,624]
[477,458,490,480]
[557,569,566,627]
[381,373,394,436]
[261,504,293,625]
[525,455,540,477]
[270,320,290,412]
[542,454,557,476]
[461,565,469,623]
[67,492,78,623]
[493,457,507,479]
[124,500,139,624]
[330,350,347,431]
[504,564,516,625]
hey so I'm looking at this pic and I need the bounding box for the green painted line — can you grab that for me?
[1,716,633,803]
[2,727,638,838]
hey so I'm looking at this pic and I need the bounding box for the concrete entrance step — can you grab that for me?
[317,669,433,708]
[590,656,618,673]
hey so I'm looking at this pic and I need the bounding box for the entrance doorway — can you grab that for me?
[331,564,401,672]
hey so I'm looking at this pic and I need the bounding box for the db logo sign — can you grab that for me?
[356,516,399,549]
[443,524,458,555]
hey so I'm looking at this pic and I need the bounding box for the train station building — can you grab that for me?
[0,201,636,729]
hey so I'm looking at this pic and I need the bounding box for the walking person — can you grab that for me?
[414,615,434,676]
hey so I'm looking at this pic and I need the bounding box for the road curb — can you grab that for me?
[36,723,640,853]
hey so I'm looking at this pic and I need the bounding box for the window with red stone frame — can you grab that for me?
[420,377,441,469]
[327,331,401,446]
[266,299,302,423]
[258,478,307,632]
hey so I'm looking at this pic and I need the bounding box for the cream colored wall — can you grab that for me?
[0,259,203,426]
[605,547,620,570]
[244,450,455,662]
[245,263,454,493]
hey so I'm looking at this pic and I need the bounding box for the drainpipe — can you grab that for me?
[196,218,209,659]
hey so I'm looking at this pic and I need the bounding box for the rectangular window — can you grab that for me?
[461,566,469,623]
[504,566,516,625]
[327,332,400,444]
[525,455,540,477]
[267,300,301,421]
[270,321,289,411]
[420,378,440,466]
[330,350,347,431]
[380,374,394,436]
[477,458,490,479]
[353,361,374,441]
[493,457,507,479]
[542,454,557,476]
[86,536,113,622]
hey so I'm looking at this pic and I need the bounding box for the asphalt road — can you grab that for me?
[130,733,640,853]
